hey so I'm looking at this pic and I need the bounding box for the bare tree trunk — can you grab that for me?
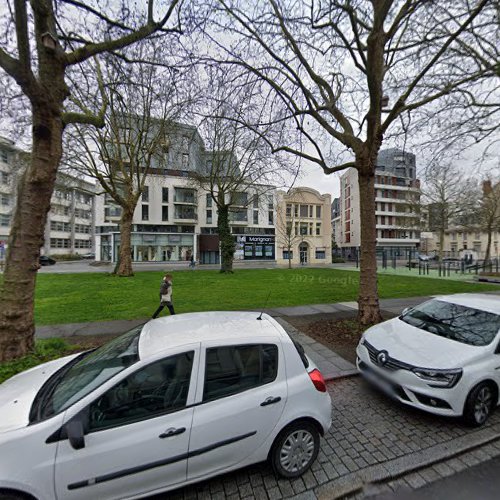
[439,228,445,261]
[485,226,492,263]
[114,208,134,276]
[288,247,292,269]
[357,163,382,325]
[218,204,234,273]
[0,106,63,361]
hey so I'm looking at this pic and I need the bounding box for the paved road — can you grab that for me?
[148,377,500,499]
[374,455,500,500]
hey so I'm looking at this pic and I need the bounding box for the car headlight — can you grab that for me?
[412,368,463,388]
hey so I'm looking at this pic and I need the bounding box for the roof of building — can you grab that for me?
[138,311,287,359]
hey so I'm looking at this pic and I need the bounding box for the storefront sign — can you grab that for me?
[238,235,275,244]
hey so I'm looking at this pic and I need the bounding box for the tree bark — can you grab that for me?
[356,161,383,325]
[0,105,63,361]
[485,226,492,263]
[218,204,234,273]
[439,227,445,261]
[114,207,134,276]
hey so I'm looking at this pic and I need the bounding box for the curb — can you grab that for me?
[314,422,500,499]
[324,370,360,382]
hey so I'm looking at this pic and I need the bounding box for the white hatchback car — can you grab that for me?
[357,294,500,427]
[0,312,331,500]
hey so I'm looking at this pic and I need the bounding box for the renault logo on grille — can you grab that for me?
[377,350,389,366]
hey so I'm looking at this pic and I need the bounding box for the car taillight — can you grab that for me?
[309,369,327,392]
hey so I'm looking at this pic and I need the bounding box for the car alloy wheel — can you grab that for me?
[464,382,497,427]
[271,421,320,478]
[474,386,493,424]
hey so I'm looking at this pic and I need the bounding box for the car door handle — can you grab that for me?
[260,396,281,407]
[159,427,186,439]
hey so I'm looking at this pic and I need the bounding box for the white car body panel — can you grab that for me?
[0,354,80,433]
[0,312,332,500]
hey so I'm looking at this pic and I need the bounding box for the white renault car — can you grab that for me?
[0,312,331,500]
[357,294,500,427]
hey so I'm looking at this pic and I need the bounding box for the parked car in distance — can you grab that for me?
[39,255,56,266]
[80,252,95,260]
[357,294,500,427]
[0,312,331,500]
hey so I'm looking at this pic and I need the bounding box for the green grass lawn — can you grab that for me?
[34,268,499,325]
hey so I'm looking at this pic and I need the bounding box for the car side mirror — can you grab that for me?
[66,419,85,450]
[495,342,500,355]
[401,307,410,316]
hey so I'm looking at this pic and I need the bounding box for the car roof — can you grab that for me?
[138,311,286,360]
[433,294,500,315]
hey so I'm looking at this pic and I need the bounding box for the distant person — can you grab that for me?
[189,256,196,269]
[152,273,175,318]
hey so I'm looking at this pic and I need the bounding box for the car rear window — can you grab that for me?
[203,344,278,402]
[292,339,309,369]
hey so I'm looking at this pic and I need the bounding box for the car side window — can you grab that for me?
[88,351,194,431]
[203,344,278,402]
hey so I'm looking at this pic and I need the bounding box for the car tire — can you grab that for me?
[0,491,28,500]
[463,382,497,427]
[270,421,320,478]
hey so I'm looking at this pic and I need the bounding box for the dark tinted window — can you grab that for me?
[292,339,309,369]
[88,351,194,431]
[203,344,278,402]
[400,299,500,347]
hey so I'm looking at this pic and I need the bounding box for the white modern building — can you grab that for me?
[335,149,421,259]
[94,123,277,264]
[0,137,96,258]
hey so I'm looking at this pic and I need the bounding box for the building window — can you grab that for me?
[309,205,313,217]
[253,195,259,209]
[0,150,8,163]
[268,210,273,225]
[294,204,299,217]
[1,194,11,206]
[174,187,195,203]
[315,249,326,259]
[206,193,212,208]
[74,239,91,249]
[283,249,293,260]
[50,238,70,249]
[162,187,169,203]
[286,204,292,217]
[475,232,481,240]
[75,208,91,219]
[316,223,321,236]
[162,206,169,221]
[206,209,212,224]
[182,136,189,151]
[316,205,321,218]
[267,195,273,209]
[0,214,10,226]
[182,153,189,169]
[300,205,308,217]
[142,204,149,221]
[0,171,10,184]
[253,210,259,225]
[142,186,149,202]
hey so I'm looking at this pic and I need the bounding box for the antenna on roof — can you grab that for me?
[257,291,272,320]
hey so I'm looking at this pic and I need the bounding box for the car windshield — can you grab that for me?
[400,299,500,347]
[33,326,142,422]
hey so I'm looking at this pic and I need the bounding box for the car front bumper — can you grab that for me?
[356,344,466,417]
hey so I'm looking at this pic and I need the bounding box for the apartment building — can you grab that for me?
[335,149,421,258]
[275,187,332,265]
[0,137,95,258]
[94,123,277,263]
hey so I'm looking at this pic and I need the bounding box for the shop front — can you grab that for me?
[109,233,194,262]
[235,234,275,260]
